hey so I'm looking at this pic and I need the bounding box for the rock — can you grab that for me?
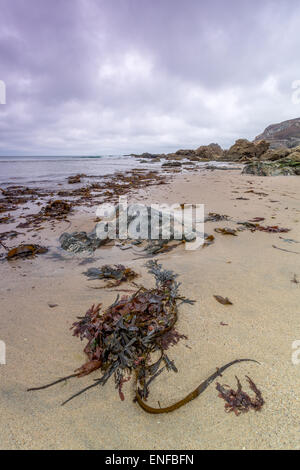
[60,204,200,255]
[59,230,105,253]
[254,117,300,149]
[68,174,86,184]
[162,161,182,167]
[225,139,269,161]
[278,152,300,163]
[254,140,270,157]
[242,161,300,176]
[195,143,224,159]
[260,148,291,161]
[175,149,195,156]
[131,152,161,159]
[167,155,184,161]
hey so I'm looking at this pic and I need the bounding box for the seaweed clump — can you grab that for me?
[42,200,71,219]
[28,262,261,414]
[216,375,264,416]
[29,261,193,406]
[6,244,48,260]
[83,264,138,288]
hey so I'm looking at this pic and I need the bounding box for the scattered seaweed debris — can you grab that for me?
[131,239,184,259]
[205,213,230,222]
[237,222,290,234]
[28,261,260,414]
[216,375,264,416]
[244,190,268,197]
[272,245,300,255]
[7,244,48,260]
[42,200,71,219]
[279,236,300,244]
[291,274,299,285]
[83,264,138,288]
[215,228,238,236]
[0,230,21,241]
[202,235,215,248]
[28,260,194,405]
[256,225,290,233]
[214,295,233,306]
[249,217,265,223]
[0,215,15,224]
[67,174,86,184]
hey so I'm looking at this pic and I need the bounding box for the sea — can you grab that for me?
[0,154,232,191]
[0,154,162,189]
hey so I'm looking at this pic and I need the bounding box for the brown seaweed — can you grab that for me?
[214,295,233,305]
[272,245,300,255]
[7,244,48,260]
[291,274,299,284]
[28,261,260,414]
[83,264,138,288]
[205,213,230,222]
[29,261,194,405]
[256,225,290,233]
[42,200,71,218]
[214,228,237,236]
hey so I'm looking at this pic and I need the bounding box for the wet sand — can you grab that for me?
[1,168,300,449]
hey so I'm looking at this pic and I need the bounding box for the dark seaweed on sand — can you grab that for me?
[28,260,194,406]
[28,261,262,414]
[83,264,138,288]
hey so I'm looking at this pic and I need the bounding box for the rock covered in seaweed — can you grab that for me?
[242,160,300,176]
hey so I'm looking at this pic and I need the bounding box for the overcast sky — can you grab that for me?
[1,0,300,156]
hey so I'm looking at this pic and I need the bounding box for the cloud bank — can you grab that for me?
[1,0,300,155]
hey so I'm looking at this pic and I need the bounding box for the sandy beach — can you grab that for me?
[1,167,300,450]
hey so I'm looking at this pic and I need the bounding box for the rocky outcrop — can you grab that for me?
[195,143,223,160]
[254,117,300,149]
[223,139,270,162]
[243,160,300,176]
[130,143,224,162]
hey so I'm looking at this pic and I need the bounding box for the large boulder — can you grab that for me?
[195,143,223,160]
[225,139,269,161]
[260,147,291,161]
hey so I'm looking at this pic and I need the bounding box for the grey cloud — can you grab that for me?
[1,0,300,155]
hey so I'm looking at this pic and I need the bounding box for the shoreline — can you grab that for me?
[1,167,300,449]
